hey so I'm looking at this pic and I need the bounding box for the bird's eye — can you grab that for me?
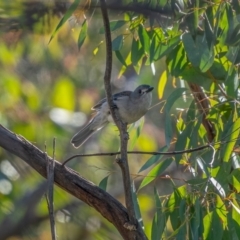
[138,89,142,94]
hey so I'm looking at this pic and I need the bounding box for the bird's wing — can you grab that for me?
[92,98,107,110]
[92,91,132,110]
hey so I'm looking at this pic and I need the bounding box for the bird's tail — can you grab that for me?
[71,123,96,148]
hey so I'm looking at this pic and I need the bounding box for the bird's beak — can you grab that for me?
[146,87,154,93]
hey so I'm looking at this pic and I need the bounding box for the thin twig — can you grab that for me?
[46,139,56,240]
[62,143,211,166]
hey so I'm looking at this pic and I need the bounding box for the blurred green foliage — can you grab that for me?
[1,0,240,239]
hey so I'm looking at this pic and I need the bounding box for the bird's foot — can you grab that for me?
[124,132,129,140]
[111,103,118,110]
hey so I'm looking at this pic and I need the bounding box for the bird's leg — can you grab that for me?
[123,122,129,140]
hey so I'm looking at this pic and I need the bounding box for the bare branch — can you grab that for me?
[62,144,211,165]
[0,125,145,240]
[188,83,215,142]
[46,139,57,240]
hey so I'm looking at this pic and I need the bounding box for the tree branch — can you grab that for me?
[188,83,215,142]
[99,0,143,235]
[0,125,145,240]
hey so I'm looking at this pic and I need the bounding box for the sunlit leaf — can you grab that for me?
[158,70,167,99]
[52,78,75,110]
[221,118,240,163]
[138,24,150,55]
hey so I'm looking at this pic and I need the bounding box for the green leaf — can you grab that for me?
[164,88,187,146]
[131,38,144,66]
[158,70,168,99]
[221,118,240,163]
[49,0,81,43]
[182,33,214,72]
[151,188,166,240]
[168,188,183,230]
[225,67,238,98]
[112,35,123,51]
[99,20,128,33]
[185,0,199,36]
[204,11,214,49]
[152,35,180,61]
[203,211,224,240]
[115,51,127,67]
[190,199,202,240]
[216,194,228,228]
[131,181,144,228]
[138,145,168,172]
[78,19,88,50]
[228,169,240,192]
[99,175,109,191]
[166,43,188,77]
[128,118,144,150]
[176,199,187,240]
[139,158,173,189]
[226,46,240,64]
[138,24,150,55]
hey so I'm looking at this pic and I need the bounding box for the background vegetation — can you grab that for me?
[1,0,240,239]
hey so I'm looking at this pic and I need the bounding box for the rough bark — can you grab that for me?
[0,125,146,239]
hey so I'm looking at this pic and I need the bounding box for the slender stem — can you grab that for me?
[62,143,211,165]
[99,0,140,231]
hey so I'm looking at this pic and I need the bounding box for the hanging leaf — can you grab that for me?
[78,19,88,50]
[49,0,81,43]
[139,158,173,189]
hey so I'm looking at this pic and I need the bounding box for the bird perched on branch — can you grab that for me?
[71,84,154,148]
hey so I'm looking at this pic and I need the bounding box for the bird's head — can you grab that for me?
[133,84,154,99]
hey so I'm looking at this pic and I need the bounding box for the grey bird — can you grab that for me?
[71,84,154,148]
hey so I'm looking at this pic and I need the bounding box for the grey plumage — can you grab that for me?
[71,84,154,148]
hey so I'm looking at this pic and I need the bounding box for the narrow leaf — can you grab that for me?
[158,70,167,99]
[132,181,144,228]
[164,88,187,146]
[49,0,81,43]
[99,175,109,191]
[138,146,168,172]
[139,158,173,189]
[78,19,88,50]
[112,35,123,51]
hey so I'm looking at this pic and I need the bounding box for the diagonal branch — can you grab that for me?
[0,125,145,240]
